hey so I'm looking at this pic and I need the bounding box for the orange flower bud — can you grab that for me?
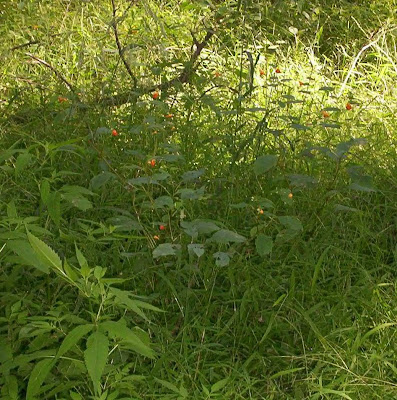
[111,129,118,137]
[159,225,166,231]
[321,110,330,118]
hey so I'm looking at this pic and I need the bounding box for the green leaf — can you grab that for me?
[27,232,63,272]
[255,234,273,256]
[62,193,93,211]
[153,243,181,258]
[253,155,278,175]
[90,172,115,191]
[15,152,32,176]
[107,216,143,232]
[56,324,93,360]
[213,252,230,267]
[211,378,229,393]
[278,216,303,231]
[154,378,181,394]
[290,123,310,131]
[7,240,49,274]
[110,287,159,321]
[181,169,205,182]
[75,244,88,269]
[154,195,174,209]
[181,220,220,237]
[209,229,246,244]
[47,192,61,227]
[188,243,205,258]
[26,358,55,399]
[100,321,154,358]
[40,180,51,204]
[84,331,109,394]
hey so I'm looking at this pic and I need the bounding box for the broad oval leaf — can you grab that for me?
[213,252,230,267]
[278,216,303,231]
[181,169,205,182]
[209,229,246,244]
[153,243,181,258]
[188,243,205,258]
[255,234,273,257]
[253,155,278,175]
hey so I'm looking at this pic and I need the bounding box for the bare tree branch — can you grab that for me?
[111,0,138,87]
[10,32,68,52]
[25,52,76,94]
[100,27,214,106]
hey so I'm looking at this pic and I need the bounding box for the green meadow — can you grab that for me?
[1,1,397,398]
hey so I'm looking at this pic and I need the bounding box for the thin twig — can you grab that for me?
[111,0,138,87]
[10,32,66,51]
[25,52,76,94]
[100,27,214,106]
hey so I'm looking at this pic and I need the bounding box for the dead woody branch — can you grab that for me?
[100,27,214,107]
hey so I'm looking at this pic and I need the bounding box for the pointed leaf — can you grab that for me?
[7,240,49,274]
[56,324,93,360]
[26,358,55,398]
[84,331,109,394]
[27,232,62,272]
[100,321,154,358]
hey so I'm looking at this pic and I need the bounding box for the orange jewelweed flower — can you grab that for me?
[257,208,264,215]
[214,71,221,78]
[152,91,159,100]
[275,68,281,73]
[164,113,173,119]
[321,110,330,118]
[346,102,352,110]
[111,129,118,137]
[288,193,293,199]
[58,96,67,103]
[159,225,166,231]
[148,159,156,167]
[153,235,160,240]
[259,69,265,77]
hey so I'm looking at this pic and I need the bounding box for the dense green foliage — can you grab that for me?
[1,0,397,399]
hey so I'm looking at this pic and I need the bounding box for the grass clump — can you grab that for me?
[1,1,397,399]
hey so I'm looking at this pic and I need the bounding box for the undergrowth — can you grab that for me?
[1,1,397,399]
